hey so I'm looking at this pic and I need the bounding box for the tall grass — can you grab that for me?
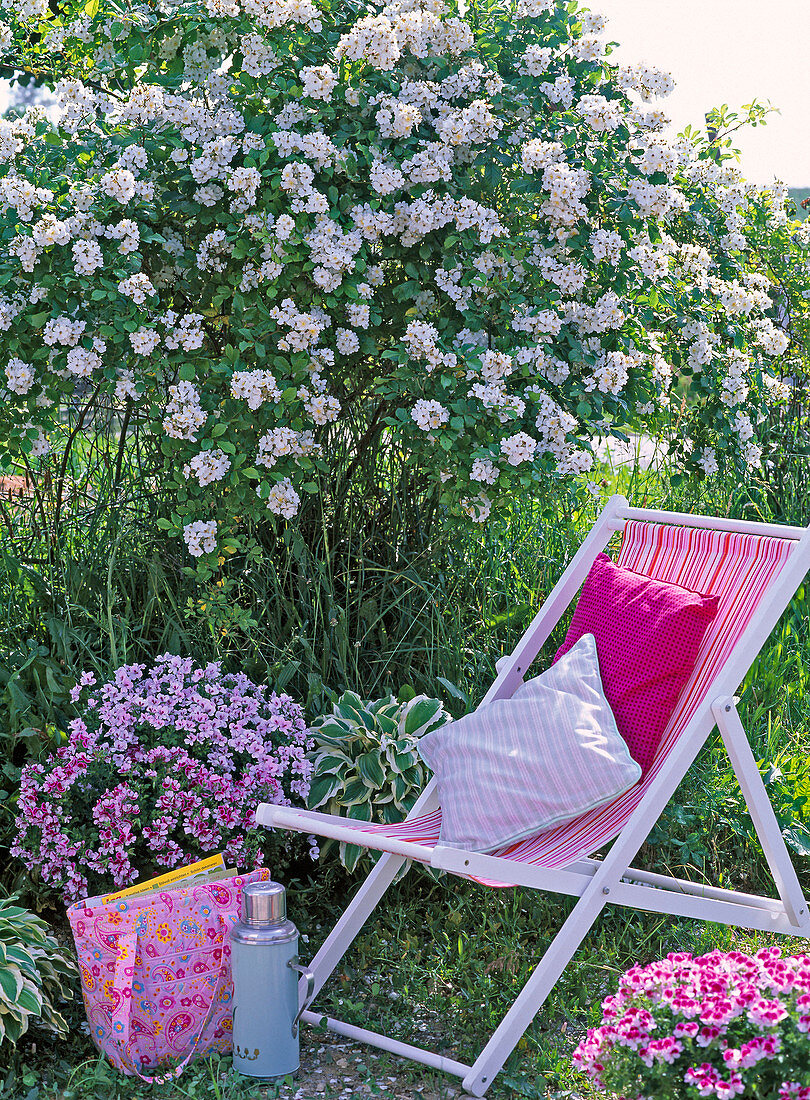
[3,426,808,712]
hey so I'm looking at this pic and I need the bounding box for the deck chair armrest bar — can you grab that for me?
[264,804,792,917]
[262,804,596,894]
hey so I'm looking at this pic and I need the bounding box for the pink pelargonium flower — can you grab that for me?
[573,949,810,1098]
[745,995,789,1027]
[780,1085,810,1100]
[639,1036,682,1066]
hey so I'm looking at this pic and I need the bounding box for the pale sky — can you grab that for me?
[596,0,810,186]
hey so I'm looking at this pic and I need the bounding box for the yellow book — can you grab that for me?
[101,853,226,904]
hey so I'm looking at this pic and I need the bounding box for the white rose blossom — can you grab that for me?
[0,0,795,551]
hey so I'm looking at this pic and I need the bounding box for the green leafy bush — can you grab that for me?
[0,0,804,639]
[308,691,449,870]
[0,897,76,1051]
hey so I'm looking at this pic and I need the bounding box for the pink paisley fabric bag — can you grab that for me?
[67,868,270,1080]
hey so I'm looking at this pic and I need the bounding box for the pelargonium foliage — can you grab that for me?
[573,948,810,1100]
[0,0,797,565]
[12,654,313,903]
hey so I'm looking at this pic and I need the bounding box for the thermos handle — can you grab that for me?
[287,957,316,1038]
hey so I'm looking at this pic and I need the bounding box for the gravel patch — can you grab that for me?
[253,1027,466,1100]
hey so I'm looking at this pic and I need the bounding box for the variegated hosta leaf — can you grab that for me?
[307,689,451,870]
[401,696,448,740]
[307,772,344,809]
[357,750,386,789]
[0,897,77,1051]
[0,968,23,1004]
[381,802,404,824]
[342,778,372,805]
[346,802,372,821]
[393,773,412,809]
[42,1004,71,1036]
[6,946,39,980]
[2,1012,26,1045]
[335,693,375,730]
[311,751,352,773]
[18,981,43,1016]
[0,907,36,926]
[310,719,355,741]
[394,749,418,774]
[340,841,365,873]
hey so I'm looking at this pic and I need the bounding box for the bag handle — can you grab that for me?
[110,916,228,1083]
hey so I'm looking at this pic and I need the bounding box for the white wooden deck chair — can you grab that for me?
[256,495,810,1096]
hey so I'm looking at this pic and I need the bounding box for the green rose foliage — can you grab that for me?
[0,0,804,581]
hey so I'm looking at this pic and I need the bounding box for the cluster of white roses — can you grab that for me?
[0,0,799,562]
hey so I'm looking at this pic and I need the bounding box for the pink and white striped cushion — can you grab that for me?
[417,634,641,852]
[319,522,795,885]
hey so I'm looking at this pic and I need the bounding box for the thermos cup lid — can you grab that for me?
[241,880,286,925]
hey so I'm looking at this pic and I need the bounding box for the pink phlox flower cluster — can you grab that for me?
[13,654,313,902]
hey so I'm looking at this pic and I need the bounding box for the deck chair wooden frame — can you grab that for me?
[256,495,810,1097]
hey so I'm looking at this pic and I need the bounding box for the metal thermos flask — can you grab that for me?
[230,880,315,1078]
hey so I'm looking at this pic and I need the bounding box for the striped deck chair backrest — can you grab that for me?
[514,519,797,870]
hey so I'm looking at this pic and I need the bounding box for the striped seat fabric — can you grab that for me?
[322,521,795,885]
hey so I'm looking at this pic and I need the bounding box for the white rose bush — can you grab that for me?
[0,0,801,593]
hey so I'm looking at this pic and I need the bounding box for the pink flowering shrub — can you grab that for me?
[573,948,810,1100]
[12,654,313,903]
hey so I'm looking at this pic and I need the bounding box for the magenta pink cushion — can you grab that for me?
[553,554,719,773]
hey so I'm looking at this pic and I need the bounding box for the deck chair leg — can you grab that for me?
[461,882,611,1097]
[712,696,810,929]
[304,850,411,1001]
[300,780,441,1002]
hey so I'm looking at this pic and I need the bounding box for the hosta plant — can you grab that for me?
[308,690,449,870]
[0,896,77,1051]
